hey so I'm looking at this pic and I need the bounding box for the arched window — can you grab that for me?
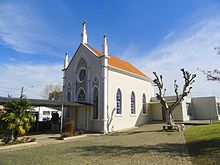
[66,83,71,119]
[77,88,86,102]
[76,57,87,83]
[93,87,98,119]
[116,89,122,114]
[67,83,71,101]
[131,92,136,114]
[67,91,71,101]
[142,94,146,114]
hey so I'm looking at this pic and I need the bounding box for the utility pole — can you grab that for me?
[20,86,34,99]
[20,86,25,99]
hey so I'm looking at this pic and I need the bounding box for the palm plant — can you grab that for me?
[1,99,34,141]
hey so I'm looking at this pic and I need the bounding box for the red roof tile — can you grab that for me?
[90,47,147,77]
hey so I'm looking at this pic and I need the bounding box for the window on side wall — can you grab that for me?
[43,111,50,116]
[142,94,146,114]
[116,89,122,115]
[131,92,136,115]
[93,87,99,119]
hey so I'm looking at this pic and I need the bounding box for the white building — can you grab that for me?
[149,96,220,122]
[149,96,192,122]
[191,96,220,120]
[62,21,220,133]
[62,21,154,133]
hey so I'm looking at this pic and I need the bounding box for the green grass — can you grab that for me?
[185,121,220,165]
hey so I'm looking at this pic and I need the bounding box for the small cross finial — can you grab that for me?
[82,20,86,25]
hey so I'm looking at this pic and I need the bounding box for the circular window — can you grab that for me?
[77,68,87,82]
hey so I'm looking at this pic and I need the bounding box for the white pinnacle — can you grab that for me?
[81,20,88,44]
[103,34,108,56]
[64,52,69,69]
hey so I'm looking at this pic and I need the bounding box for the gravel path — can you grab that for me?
[0,123,192,165]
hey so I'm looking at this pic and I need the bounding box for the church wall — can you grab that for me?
[107,70,154,132]
[63,44,104,132]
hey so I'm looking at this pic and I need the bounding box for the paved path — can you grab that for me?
[105,124,192,165]
[0,124,192,165]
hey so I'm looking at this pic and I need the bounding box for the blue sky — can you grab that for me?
[0,0,220,98]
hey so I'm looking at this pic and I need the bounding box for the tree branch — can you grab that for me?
[199,69,220,81]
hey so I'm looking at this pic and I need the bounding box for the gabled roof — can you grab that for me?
[88,46,148,78]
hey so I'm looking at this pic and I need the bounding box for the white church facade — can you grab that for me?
[62,21,220,133]
[62,21,154,133]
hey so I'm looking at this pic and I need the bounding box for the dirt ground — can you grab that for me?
[0,123,192,165]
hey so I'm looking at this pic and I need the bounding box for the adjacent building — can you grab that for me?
[149,96,192,122]
[191,96,220,120]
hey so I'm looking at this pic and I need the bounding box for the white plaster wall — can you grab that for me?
[107,69,154,132]
[150,103,183,121]
[172,104,183,121]
[149,104,163,120]
[216,97,220,120]
[191,97,218,119]
[149,97,191,122]
[181,97,191,121]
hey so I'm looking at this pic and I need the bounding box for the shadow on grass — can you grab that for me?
[186,138,220,164]
[67,143,188,157]
[186,138,220,155]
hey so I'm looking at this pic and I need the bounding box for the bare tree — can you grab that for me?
[214,46,220,55]
[200,47,220,81]
[201,69,220,81]
[153,68,196,126]
[42,84,62,100]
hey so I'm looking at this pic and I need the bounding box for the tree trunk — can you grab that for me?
[165,109,175,126]
[13,130,19,141]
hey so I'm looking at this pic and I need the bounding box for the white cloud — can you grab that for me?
[124,15,220,97]
[163,31,176,40]
[147,16,220,96]
[0,63,62,99]
[0,3,58,55]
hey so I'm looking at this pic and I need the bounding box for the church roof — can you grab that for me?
[89,46,148,78]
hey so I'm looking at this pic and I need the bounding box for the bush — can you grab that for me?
[64,120,75,135]
[58,120,75,140]
[2,136,36,144]
[51,112,60,123]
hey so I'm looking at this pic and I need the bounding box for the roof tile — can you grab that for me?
[90,47,148,78]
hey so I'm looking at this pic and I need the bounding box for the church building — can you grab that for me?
[62,21,154,133]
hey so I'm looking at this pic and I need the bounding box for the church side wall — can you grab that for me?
[107,70,154,132]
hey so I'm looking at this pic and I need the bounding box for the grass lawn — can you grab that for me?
[185,121,220,165]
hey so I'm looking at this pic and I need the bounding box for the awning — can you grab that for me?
[0,97,93,107]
